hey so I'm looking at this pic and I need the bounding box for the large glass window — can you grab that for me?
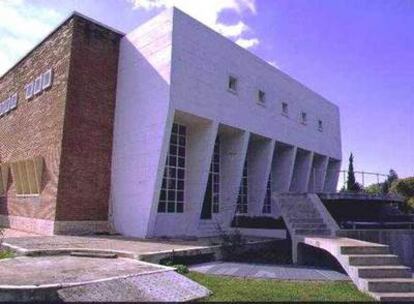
[237,160,248,214]
[262,173,272,214]
[200,137,220,219]
[212,138,220,213]
[158,123,186,213]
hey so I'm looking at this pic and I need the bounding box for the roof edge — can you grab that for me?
[0,11,125,80]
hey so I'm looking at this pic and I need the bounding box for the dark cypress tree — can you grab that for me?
[346,153,358,192]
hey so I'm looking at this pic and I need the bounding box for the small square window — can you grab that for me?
[9,93,17,110]
[301,112,307,124]
[282,102,288,115]
[258,90,266,104]
[318,120,323,131]
[33,76,42,95]
[228,75,238,93]
[42,69,53,90]
[0,101,5,116]
[3,97,11,113]
[25,82,34,100]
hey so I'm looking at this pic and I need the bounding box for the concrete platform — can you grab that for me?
[2,234,276,263]
[0,255,210,302]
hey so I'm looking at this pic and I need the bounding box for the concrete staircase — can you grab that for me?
[304,237,414,302]
[275,193,414,301]
[276,193,338,237]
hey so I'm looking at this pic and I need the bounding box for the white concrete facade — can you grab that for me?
[111,8,342,238]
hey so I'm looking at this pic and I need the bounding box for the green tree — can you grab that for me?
[346,153,360,192]
[381,169,399,194]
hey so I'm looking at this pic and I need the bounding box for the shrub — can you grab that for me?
[218,229,246,261]
[390,177,414,213]
[0,250,13,260]
[174,264,189,274]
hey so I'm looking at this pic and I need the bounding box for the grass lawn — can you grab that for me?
[186,272,374,302]
[0,250,14,260]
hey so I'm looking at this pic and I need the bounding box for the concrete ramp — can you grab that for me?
[301,236,414,302]
[0,255,210,302]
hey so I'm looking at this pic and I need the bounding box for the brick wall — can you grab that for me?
[0,18,74,224]
[0,14,122,233]
[55,17,122,222]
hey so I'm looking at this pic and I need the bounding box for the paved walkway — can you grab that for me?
[190,262,350,281]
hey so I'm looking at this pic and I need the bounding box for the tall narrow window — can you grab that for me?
[301,112,307,124]
[201,137,220,219]
[318,120,323,131]
[282,102,289,115]
[158,123,186,213]
[262,173,272,214]
[212,138,220,213]
[237,160,248,214]
[258,90,266,104]
[228,75,238,93]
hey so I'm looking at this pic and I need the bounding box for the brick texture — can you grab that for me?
[0,14,122,232]
[0,18,74,221]
[55,17,122,222]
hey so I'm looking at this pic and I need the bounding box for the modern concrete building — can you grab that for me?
[0,8,341,237]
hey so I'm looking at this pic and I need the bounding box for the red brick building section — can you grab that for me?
[0,13,123,235]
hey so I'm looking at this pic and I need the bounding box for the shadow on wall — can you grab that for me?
[111,37,173,238]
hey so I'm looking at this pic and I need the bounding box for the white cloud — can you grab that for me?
[236,37,259,49]
[128,0,259,48]
[0,0,62,76]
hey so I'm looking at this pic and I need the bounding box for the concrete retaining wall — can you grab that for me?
[231,228,287,239]
[337,229,414,269]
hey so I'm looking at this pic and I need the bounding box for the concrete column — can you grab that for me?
[272,144,297,193]
[323,158,342,192]
[290,149,313,193]
[218,128,250,227]
[247,138,275,216]
[308,154,329,193]
[184,121,219,236]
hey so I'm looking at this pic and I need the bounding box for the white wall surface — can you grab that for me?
[111,8,342,238]
[170,9,341,160]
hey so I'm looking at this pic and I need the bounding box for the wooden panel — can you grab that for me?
[10,162,23,195]
[1,164,9,195]
[17,161,30,195]
[25,159,37,194]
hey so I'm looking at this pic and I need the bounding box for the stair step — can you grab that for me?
[367,278,414,293]
[348,254,400,266]
[294,229,331,236]
[356,266,412,279]
[372,292,414,301]
[70,251,117,259]
[341,245,390,255]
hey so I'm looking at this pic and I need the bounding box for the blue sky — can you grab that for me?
[1,0,413,182]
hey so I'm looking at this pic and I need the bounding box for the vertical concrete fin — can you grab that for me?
[290,149,313,192]
[247,138,275,216]
[220,130,250,225]
[323,158,342,192]
[184,121,219,236]
[308,154,329,193]
[272,144,297,193]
